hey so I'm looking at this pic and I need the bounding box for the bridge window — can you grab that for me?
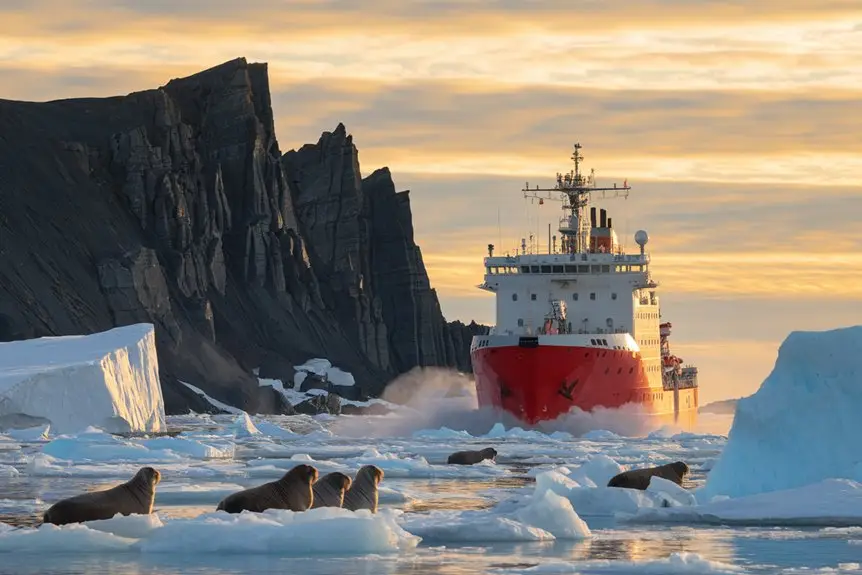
[531,294,537,301]
[512,293,518,301]
[552,265,563,273]
[531,266,540,273]
[541,265,551,273]
[590,293,596,300]
[591,265,601,273]
[564,265,576,273]
[520,266,530,273]
[572,293,579,301]
[611,293,617,300]
[578,265,589,273]
[517,318,524,327]
[601,265,610,273]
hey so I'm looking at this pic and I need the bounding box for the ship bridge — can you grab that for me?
[481,251,651,281]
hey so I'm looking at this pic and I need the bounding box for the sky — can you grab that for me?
[2,0,861,404]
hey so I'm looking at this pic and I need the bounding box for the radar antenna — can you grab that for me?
[522,143,631,254]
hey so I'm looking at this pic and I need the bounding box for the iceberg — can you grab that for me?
[701,325,862,499]
[0,324,166,434]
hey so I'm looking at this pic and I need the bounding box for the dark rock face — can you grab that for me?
[282,128,391,372]
[283,127,490,377]
[0,58,487,415]
[293,393,341,416]
[0,58,384,414]
[340,402,393,416]
[448,320,491,373]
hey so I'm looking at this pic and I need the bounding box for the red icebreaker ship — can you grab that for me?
[470,143,699,427]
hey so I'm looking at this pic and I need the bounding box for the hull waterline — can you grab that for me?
[472,342,698,427]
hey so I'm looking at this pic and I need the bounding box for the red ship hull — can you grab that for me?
[472,341,698,427]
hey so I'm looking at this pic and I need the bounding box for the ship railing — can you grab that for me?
[662,372,699,391]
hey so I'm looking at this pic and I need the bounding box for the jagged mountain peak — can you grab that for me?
[0,60,487,414]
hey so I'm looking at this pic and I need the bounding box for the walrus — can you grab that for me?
[342,465,384,513]
[216,464,318,514]
[447,447,498,465]
[607,461,690,491]
[42,466,161,526]
[311,472,352,509]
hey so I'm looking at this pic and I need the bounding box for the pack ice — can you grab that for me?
[701,325,862,499]
[0,323,166,434]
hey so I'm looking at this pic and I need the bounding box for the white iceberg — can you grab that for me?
[701,325,862,499]
[0,324,165,434]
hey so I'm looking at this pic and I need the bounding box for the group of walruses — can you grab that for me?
[41,464,385,527]
[39,444,689,527]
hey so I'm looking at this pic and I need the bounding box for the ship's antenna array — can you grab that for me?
[522,143,632,254]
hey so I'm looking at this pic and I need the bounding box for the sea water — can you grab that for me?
[0,412,860,575]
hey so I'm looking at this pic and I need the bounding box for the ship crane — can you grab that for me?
[522,143,632,254]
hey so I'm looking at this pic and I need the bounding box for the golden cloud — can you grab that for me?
[1,0,859,40]
[419,248,862,301]
[261,79,862,182]
[0,6,860,93]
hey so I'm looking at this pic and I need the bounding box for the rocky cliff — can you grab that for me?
[283,128,490,377]
[0,58,487,414]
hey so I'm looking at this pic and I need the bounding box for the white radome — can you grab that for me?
[634,229,649,247]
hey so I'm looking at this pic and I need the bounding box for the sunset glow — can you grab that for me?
[3,0,860,403]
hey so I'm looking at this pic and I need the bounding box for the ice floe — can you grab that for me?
[0,324,165,434]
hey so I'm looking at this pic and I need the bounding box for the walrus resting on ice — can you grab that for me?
[311,471,352,509]
[42,466,161,526]
[216,464,318,514]
[343,465,384,513]
[447,447,498,465]
[607,461,690,490]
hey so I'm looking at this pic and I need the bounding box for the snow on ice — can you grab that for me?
[0,324,165,435]
[179,381,243,415]
[0,509,419,556]
[294,358,356,387]
[701,325,862,500]
[631,479,862,527]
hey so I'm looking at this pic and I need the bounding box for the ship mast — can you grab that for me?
[522,143,631,254]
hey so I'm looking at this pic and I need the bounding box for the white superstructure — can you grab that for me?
[470,143,698,424]
[472,143,671,387]
[477,232,664,386]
